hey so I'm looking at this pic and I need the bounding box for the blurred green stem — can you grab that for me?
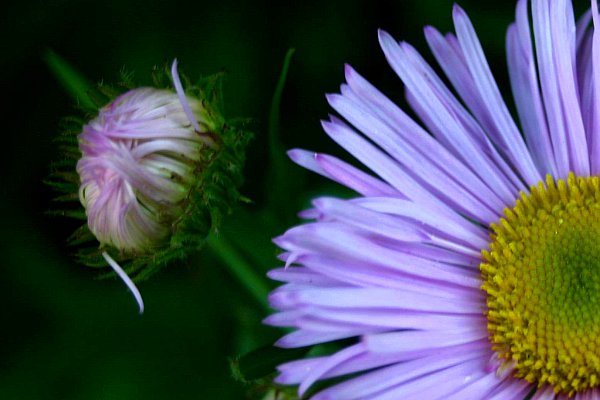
[268,48,295,159]
[43,49,96,110]
[266,49,299,219]
[207,233,270,312]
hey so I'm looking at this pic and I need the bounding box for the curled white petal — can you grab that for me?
[171,59,201,133]
[102,251,145,314]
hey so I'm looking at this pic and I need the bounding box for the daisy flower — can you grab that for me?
[266,0,600,398]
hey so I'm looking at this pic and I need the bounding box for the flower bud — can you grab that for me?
[49,60,250,311]
[77,85,212,253]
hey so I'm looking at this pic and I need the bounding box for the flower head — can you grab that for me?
[77,63,219,254]
[266,0,600,398]
[49,60,250,312]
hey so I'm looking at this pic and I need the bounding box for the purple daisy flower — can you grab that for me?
[266,0,600,398]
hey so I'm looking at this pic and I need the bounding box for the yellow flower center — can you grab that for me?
[481,173,600,396]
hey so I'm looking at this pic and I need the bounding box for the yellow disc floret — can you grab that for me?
[481,173,600,396]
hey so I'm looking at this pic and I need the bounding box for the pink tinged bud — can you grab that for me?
[77,83,211,254]
[74,62,219,313]
[49,60,251,313]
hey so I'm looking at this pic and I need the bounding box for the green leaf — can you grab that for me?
[43,49,96,110]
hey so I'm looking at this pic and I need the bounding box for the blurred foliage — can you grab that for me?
[3,0,520,398]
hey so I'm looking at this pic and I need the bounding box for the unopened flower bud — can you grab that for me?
[49,60,251,312]
[78,84,212,253]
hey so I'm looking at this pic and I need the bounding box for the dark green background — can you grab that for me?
[3,0,524,398]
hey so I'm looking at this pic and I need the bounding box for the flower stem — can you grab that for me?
[207,233,270,312]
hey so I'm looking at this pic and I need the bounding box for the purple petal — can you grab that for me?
[312,197,429,242]
[487,379,532,400]
[310,342,490,399]
[329,89,508,220]
[363,328,488,354]
[269,287,482,314]
[452,5,541,185]
[424,27,534,190]
[288,253,485,301]
[532,0,573,177]
[343,64,522,201]
[445,370,504,399]
[170,59,201,133]
[275,342,414,385]
[267,267,341,287]
[506,0,557,176]
[275,329,362,348]
[591,0,600,174]
[352,196,489,251]
[298,343,366,396]
[287,149,400,197]
[378,30,526,211]
[369,359,489,400]
[548,0,589,175]
[276,222,481,288]
[531,385,557,400]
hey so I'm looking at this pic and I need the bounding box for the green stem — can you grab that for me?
[207,233,270,312]
[266,49,295,203]
[43,49,96,110]
[268,48,295,158]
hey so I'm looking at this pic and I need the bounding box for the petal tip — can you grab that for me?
[452,3,466,18]
[343,63,355,76]
[377,29,395,46]
[325,93,339,105]
[287,148,315,164]
[423,25,436,36]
